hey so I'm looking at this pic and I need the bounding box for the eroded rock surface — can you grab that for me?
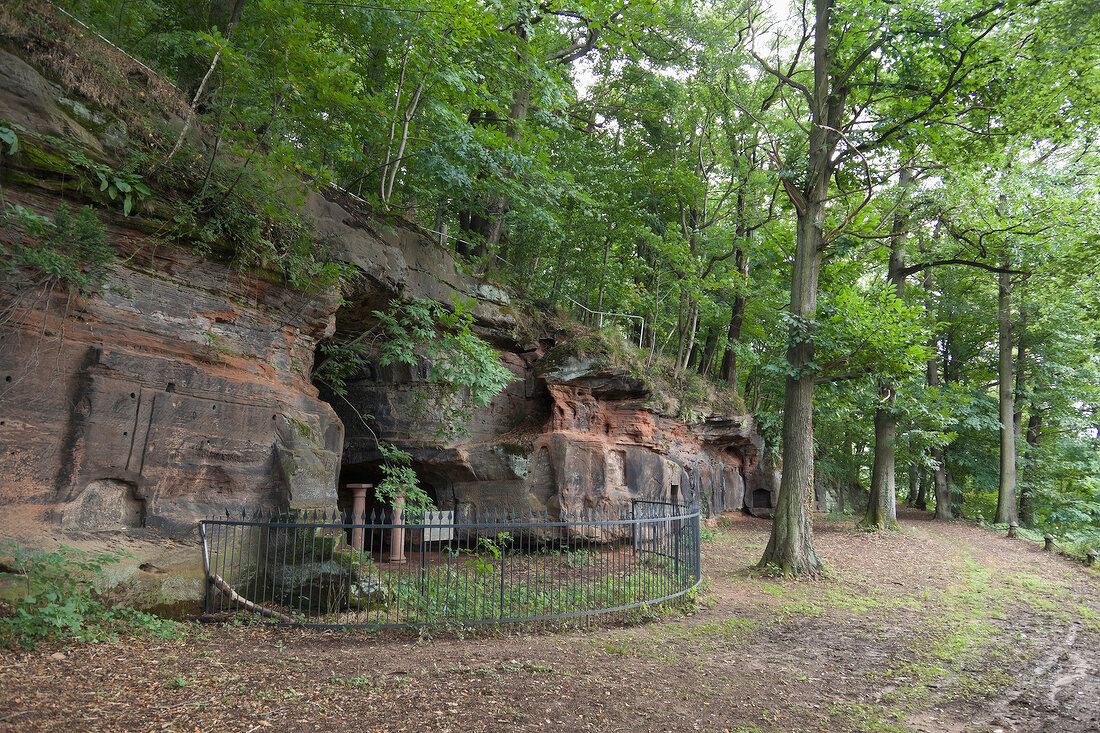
[0,236,344,535]
[333,350,776,523]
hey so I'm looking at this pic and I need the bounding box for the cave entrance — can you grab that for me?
[337,459,443,520]
[335,458,447,558]
[751,488,773,509]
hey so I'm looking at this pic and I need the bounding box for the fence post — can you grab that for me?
[499,546,507,619]
[693,509,701,582]
[1007,521,1018,539]
[631,499,637,554]
[1044,534,1055,552]
[200,523,211,614]
[674,515,680,581]
[1087,550,1097,567]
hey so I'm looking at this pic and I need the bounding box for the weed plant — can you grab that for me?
[0,541,183,649]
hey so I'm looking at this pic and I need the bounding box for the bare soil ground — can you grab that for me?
[2,507,1098,733]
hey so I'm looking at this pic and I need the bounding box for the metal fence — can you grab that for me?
[199,500,701,628]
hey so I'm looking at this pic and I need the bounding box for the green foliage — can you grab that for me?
[314,297,512,511]
[33,132,152,216]
[316,296,513,437]
[1,204,114,293]
[8,0,1100,552]
[376,443,434,514]
[461,532,514,576]
[0,541,182,649]
[0,124,19,155]
[374,297,513,435]
[384,552,690,625]
[94,166,150,216]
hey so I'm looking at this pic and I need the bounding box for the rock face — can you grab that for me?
[0,229,344,535]
[333,350,776,523]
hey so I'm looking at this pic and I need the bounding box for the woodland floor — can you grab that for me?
[2,506,1099,733]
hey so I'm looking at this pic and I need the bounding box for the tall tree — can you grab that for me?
[860,167,913,531]
[751,0,1034,573]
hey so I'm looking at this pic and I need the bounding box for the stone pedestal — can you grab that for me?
[389,491,407,564]
[347,483,372,552]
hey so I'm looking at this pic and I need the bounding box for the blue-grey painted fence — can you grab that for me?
[199,500,701,628]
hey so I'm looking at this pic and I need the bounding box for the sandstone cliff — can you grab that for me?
[0,7,774,611]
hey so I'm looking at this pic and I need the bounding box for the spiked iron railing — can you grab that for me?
[199,500,701,628]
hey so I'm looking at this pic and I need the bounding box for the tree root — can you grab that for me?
[210,573,292,622]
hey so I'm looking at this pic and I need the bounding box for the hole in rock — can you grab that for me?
[752,488,772,509]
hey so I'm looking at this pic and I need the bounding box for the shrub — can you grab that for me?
[0,541,182,649]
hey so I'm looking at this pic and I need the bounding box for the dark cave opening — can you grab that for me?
[752,488,773,509]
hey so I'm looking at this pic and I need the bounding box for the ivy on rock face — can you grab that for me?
[373,297,513,438]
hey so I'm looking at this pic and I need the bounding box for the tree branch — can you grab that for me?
[750,50,813,107]
[898,258,1030,278]
[815,368,874,385]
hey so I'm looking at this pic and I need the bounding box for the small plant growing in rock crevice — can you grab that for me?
[1,203,114,294]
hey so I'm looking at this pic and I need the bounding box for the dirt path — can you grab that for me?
[2,508,1097,733]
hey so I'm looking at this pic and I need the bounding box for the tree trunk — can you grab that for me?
[457,20,531,261]
[1020,409,1042,526]
[861,166,911,531]
[914,468,928,511]
[995,260,1019,525]
[177,0,247,95]
[931,447,951,519]
[924,256,952,520]
[697,326,719,377]
[594,236,612,319]
[681,303,700,372]
[548,237,567,302]
[759,0,841,575]
[720,246,749,388]
[907,461,919,504]
[862,385,901,530]
[758,175,828,575]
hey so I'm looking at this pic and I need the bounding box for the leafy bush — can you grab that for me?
[0,541,182,649]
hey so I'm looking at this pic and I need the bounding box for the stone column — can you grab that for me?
[389,490,406,564]
[347,483,372,552]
